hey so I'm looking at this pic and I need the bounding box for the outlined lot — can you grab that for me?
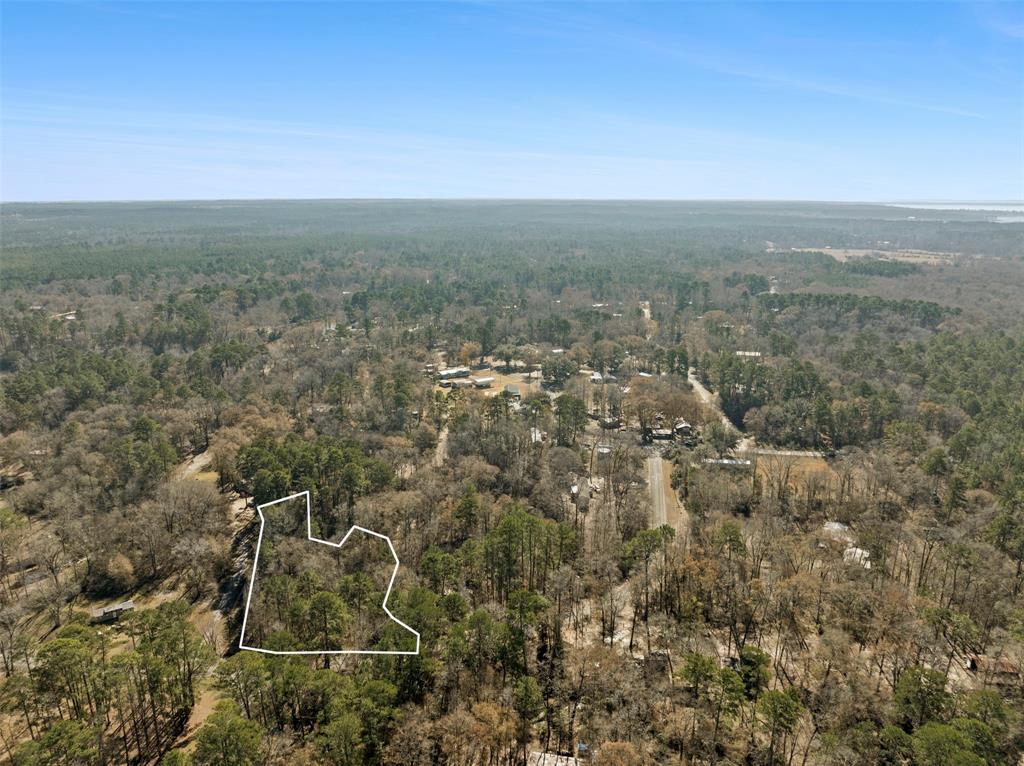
[239,490,420,656]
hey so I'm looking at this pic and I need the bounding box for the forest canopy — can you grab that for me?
[0,201,1022,766]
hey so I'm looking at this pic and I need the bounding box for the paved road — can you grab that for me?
[647,454,668,528]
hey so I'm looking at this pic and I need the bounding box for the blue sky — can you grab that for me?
[2,1,1022,201]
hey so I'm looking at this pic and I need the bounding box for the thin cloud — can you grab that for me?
[493,4,987,119]
[969,1,1024,38]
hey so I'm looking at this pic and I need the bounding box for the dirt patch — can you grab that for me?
[661,459,686,532]
[773,247,956,265]
[177,451,211,477]
[433,365,544,398]
[754,453,838,497]
[174,683,222,752]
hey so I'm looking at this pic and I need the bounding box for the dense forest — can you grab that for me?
[0,201,1022,765]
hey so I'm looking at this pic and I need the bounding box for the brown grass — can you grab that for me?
[776,247,956,264]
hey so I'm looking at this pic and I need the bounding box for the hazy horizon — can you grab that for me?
[3,197,1023,208]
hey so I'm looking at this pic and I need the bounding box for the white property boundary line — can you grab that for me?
[239,490,421,656]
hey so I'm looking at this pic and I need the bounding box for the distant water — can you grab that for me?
[885,202,1024,212]
[884,202,1024,223]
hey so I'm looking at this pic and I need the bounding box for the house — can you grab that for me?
[821,521,855,545]
[599,416,621,430]
[590,371,603,384]
[92,600,135,624]
[735,351,762,359]
[673,419,694,436]
[843,546,872,569]
[504,384,521,399]
[702,458,753,467]
[472,377,495,389]
[438,367,471,380]
[651,428,675,441]
[967,655,1021,687]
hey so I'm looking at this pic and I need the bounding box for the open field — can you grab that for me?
[752,452,837,492]
[771,246,958,264]
[433,367,545,398]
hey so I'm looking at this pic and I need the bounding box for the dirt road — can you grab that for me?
[688,369,823,456]
[688,369,730,428]
[176,450,213,480]
[647,452,688,534]
[687,369,754,450]
[647,454,668,528]
[433,425,449,467]
[748,447,824,457]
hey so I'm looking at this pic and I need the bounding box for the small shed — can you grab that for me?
[528,753,581,766]
[821,521,855,545]
[843,546,872,569]
[967,654,1020,685]
[92,600,135,624]
[673,419,694,436]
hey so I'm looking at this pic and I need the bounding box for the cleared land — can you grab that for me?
[771,246,957,264]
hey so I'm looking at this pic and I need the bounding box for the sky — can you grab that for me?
[1,1,1022,202]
